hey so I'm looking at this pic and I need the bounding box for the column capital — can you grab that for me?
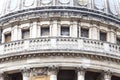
[75,66,86,75]
[102,70,112,80]
[20,67,31,77]
[76,66,86,71]
[48,65,58,80]
[48,65,59,75]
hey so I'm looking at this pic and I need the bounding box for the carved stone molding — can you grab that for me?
[48,65,59,75]
[31,68,48,76]
[75,66,86,76]
[20,67,31,77]
[0,52,120,65]
[101,70,112,80]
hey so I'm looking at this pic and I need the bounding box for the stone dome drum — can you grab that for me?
[1,0,120,80]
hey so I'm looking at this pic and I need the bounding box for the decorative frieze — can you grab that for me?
[31,68,48,76]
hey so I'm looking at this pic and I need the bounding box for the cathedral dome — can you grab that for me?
[0,0,120,17]
[0,1,120,80]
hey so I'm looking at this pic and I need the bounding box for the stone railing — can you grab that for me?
[0,37,120,58]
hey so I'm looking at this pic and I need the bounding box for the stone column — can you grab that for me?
[89,24,99,40]
[48,66,58,80]
[107,28,116,43]
[90,0,94,9]
[76,67,85,80]
[18,27,22,40]
[31,22,38,38]
[70,21,78,37]
[21,68,31,80]
[70,0,73,6]
[12,25,19,41]
[104,0,108,13]
[51,20,58,37]
[102,71,111,80]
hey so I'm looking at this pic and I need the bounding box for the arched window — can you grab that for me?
[59,0,70,4]
[9,0,18,11]
[108,0,118,15]
[77,0,88,6]
[94,0,104,10]
[24,0,35,7]
[41,0,52,4]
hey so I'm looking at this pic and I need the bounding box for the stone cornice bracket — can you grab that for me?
[48,65,59,75]
[75,66,86,75]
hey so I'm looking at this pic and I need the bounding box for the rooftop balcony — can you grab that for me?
[0,37,120,59]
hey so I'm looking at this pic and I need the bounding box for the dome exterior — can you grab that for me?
[0,1,120,80]
[0,0,120,17]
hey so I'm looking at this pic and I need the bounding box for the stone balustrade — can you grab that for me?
[0,37,120,58]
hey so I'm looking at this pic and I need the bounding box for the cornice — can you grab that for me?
[0,6,119,28]
[0,51,120,64]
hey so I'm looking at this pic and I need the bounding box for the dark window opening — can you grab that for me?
[57,70,77,80]
[116,37,120,45]
[5,33,11,43]
[22,29,30,39]
[85,71,101,80]
[100,31,107,41]
[61,26,69,36]
[81,28,89,38]
[41,27,50,36]
[112,75,120,80]
[5,72,22,80]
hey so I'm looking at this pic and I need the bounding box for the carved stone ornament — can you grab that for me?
[75,66,86,75]
[59,0,70,4]
[41,0,52,5]
[31,68,48,76]
[48,65,59,75]
[100,70,112,80]
[77,0,87,6]
[20,67,31,77]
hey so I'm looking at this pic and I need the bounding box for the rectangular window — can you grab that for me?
[100,31,107,41]
[117,37,120,45]
[41,27,50,36]
[5,33,11,43]
[81,28,89,38]
[61,26,69,36]
[22,29,30,39]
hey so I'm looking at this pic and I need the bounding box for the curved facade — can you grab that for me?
[0,0,120,80]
